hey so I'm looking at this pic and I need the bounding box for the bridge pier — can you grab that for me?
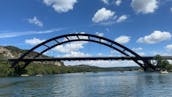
[143,66,155,72]
[14,66,23,76]
[12,61,27,76]
[143,59,156,72]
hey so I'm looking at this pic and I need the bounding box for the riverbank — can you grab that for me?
[0,61,140,77]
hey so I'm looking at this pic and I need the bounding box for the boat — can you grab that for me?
[36,74,43,77]
[21,74,29,77]
[160,70,168,74]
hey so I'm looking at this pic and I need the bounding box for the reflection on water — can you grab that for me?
[0,72,172,97]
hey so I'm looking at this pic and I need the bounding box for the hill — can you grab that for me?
[0,46,48,58]
[0,46,64,66]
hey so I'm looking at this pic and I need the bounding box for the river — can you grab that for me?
[0,71,172,97]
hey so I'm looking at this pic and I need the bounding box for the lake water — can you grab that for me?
[0,71,172,97]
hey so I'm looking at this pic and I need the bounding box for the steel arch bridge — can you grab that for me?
[11,33,155,71]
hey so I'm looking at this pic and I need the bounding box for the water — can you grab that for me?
[0,71,172,97]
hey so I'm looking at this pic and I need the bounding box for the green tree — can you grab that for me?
[154,55,171,71]
[0,61,14,77]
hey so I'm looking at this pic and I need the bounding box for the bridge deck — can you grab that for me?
[8,56,172,62]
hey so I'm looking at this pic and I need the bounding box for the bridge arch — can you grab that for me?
[12,34,155,70]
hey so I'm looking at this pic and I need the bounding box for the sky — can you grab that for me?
[0,0,172,67]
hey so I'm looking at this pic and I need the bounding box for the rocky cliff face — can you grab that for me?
[0,46,64,66]
[0,46,15,58]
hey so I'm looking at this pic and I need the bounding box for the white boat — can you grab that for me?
[21,74,29,77]
[36,74,43,77]
[160,70,168,74]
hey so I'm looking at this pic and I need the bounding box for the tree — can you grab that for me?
[154,55,171,71]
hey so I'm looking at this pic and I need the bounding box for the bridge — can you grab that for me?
[9,33,172,73]
[8,56,172,61]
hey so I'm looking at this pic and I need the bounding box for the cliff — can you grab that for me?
[0,46,64,66]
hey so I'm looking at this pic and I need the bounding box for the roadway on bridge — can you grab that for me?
[8,56,172,62]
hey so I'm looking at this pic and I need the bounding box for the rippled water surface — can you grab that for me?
[0,71,172,97]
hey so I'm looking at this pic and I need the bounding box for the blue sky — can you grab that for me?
[0,0,172,67]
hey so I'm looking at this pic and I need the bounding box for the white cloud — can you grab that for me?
[138,52,145,56]
[153,51,172,56]
[0,28,62,39]
[102,0,109,5]
[166,44,172,51]
[137,30,171,44]
[53,41,87,53]
[68,32,89,40]
[101,0,122,6]
[95,32,104,36]
[110,50,120,56]
[115,0,122,6]
[131,0,158,14]
[170,7,172,12]
[116,15,128,23]
[92,8,115,23]
[27,16,43,27]
[115,35,131,44]
[64,60,137,67]
[25,38,45,45]
[43,0,77,13]
[132,47,145,56]
[97,53,103,56]
[132,47,143,51]
[53,35,89,57]
[63,51,90,57]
